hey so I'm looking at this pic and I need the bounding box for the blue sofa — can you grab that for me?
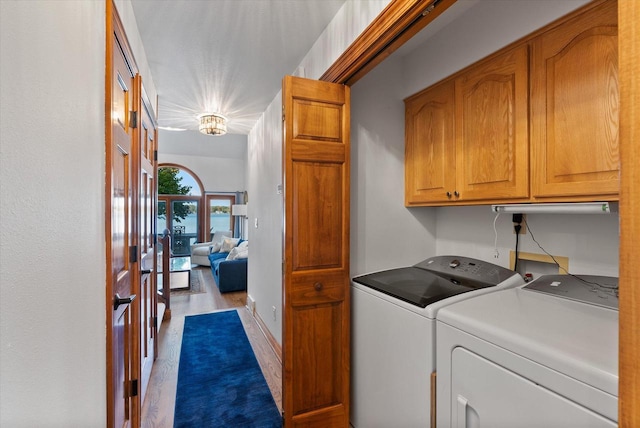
[208,251,247,293]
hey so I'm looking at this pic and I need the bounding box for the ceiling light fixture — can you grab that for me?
[198,113,227,136]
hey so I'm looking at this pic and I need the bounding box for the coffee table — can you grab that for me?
[168,256,192,290]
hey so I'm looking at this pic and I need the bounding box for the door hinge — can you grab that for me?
[282,105,285,122]
[130,110,138,128]
[152,316,158,328]
[129,245,138,263]
[128,379,138,397]
[153,149,158,161]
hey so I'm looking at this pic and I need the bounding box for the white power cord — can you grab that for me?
[493,212,500,258]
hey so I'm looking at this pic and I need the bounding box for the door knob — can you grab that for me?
[113,293,137,310]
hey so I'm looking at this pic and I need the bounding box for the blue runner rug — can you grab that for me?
[174,310,282,427]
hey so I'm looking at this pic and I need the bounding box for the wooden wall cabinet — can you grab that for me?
[405,45,529,206]
[405,0,619,207]
[405,79,456,205]
[455,44,530,202]
[530,0,619,200]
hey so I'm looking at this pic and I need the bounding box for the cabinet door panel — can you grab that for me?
[456,45,530,201]
[531,0,619,198]
[405,80,456,205]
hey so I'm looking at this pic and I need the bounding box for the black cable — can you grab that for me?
[522,217,618,293]
[514,224,521,272]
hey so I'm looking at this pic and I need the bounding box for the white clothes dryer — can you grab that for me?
[436,274,619,428]
[350,255,523,428]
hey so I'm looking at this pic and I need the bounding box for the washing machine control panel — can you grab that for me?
[414,256,519,288]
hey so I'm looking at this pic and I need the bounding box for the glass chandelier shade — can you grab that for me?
[198,113,227,136]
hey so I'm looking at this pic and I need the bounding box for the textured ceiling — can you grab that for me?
[131,0,346,136]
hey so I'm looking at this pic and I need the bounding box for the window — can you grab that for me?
[206,195,235,240]
[156,164,237,255]
[157,165,203,256]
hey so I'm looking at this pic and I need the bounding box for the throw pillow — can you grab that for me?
[220,237,240,253]
[237,240,249,249]
[225,247,240,261]
[235,247,249,259]
[210,242,222,253]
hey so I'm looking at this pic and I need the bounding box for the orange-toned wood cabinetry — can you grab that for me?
[455,44,530,202]
[405,45,529,206]
[530,0,619,200]
[405,79,455,204]
[405,0,619,207]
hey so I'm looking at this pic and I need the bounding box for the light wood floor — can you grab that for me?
[141,267,283,427]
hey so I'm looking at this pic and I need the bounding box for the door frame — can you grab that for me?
[105,1,140,426]
[319,0,637,424]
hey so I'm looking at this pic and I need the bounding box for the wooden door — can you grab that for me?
[530,0,619,199]
[282,75,350,427]
[107,7,139,428]
[619,1,640,423]
[455,44,530,201]
[135,77,158,407]
[404,79,456,205]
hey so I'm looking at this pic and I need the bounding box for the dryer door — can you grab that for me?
[450,347,616,427]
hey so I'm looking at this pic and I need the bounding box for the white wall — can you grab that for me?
[158,153,246,193]
[247,0,391,344]
[158,131,247,192]
[350,52,437,276]
[246,100,284,343]
[0,1,107,425]
[114,0,158,105]
[349,0,618,278]
[0,1,157,425]
[435,206,619,277]
[298,0,390,80]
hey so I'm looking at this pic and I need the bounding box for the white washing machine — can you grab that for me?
[436,274,619,428]
[350,255,523,428]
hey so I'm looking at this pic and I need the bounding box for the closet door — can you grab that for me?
[107,6,139,427]
[135,77,158,408]
[282,75,350,427]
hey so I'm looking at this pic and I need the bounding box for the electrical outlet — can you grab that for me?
[247,295,256,315]
[513,213,527,234]
[272,306,277,321]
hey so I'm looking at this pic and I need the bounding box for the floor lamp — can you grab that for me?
[231,204,248,239]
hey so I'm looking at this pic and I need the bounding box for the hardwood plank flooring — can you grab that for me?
[141,266,283,427]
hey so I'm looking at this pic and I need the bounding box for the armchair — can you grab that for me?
[190,230,232,266]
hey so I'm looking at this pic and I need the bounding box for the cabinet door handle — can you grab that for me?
[454,191,460,197]
[446,191,452,198]
[314,282,324,291]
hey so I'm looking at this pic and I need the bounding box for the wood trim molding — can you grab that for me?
[618,0,639,425]
[105,4,114,426]
[252,308,282,363]
[320,0,457,86]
